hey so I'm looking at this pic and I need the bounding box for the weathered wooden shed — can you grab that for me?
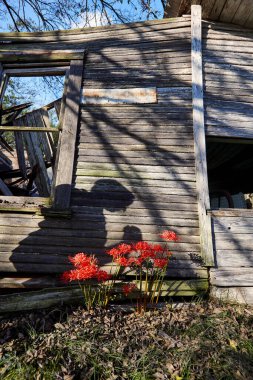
[0,0,253,310]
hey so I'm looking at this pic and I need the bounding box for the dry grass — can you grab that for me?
[0,300,252,379]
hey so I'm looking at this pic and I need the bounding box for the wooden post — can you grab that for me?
[0,63,3,124]
[191,5,214,266]
[52,59,84,209]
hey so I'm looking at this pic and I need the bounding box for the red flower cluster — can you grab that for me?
[153,258,168,268]
[122,283,137,296]
[107,243,132,258]
[160,230,179,242]
[106,230,177,269]
[61,253,111,283]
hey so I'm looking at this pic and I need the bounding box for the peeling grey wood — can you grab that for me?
[191,5,214,266]
[14,131,26,177]
[32,110,52,162]
[210,286,253,305]
[82,87,157,104]
[215,250,253,268]
[210,268,253,287]
[53,59,84,209]
[39,107,56,159]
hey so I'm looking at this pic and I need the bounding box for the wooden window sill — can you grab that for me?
[207,209,253,217]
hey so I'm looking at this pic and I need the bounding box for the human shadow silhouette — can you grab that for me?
[9,179,142,286]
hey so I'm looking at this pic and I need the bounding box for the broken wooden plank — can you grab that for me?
[14,131,26,178]
[31,110,52,162]
[0,279,208,313]
[20,115,51,197]
[82,87,157,104]
[39,107,57,159]
[53,99,62,118]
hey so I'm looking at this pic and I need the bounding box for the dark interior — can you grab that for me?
[207,139,253,208]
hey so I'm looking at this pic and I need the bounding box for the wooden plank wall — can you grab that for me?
[210,210,253,304]
[0,18,208,290]
[202,21,253,304]
[203,20,253,138]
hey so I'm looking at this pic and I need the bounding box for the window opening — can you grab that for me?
[206,138,253,210]
[0,75,65,198]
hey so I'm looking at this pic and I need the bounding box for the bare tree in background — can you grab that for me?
[0,0,167,32]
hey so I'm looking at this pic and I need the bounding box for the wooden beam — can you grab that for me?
[191,5,214,266]
[0,195,50,205]
[0,279,208,312]
[4,67,68,77]
[208,209,253,217]
[0,49,85,63]
[53,59,84,209]
[0,126,59,132]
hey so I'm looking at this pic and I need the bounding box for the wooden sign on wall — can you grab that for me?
[82,87,157,105]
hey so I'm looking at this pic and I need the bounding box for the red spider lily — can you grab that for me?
[118,243,133,255]
[107,243,132,258]
[68,252,97,268]
[106,247,119,257]
[96,270,112,282]
[160,230,179,242]
[133,241,152,252]
[61,264,98,282]
[127,257,144,267]
[122,283,137,296]
[152,244,164,253]
[115,257,129,266]
[153,258,168,268]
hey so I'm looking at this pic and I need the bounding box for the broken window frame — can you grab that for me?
[0,50,85,214]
